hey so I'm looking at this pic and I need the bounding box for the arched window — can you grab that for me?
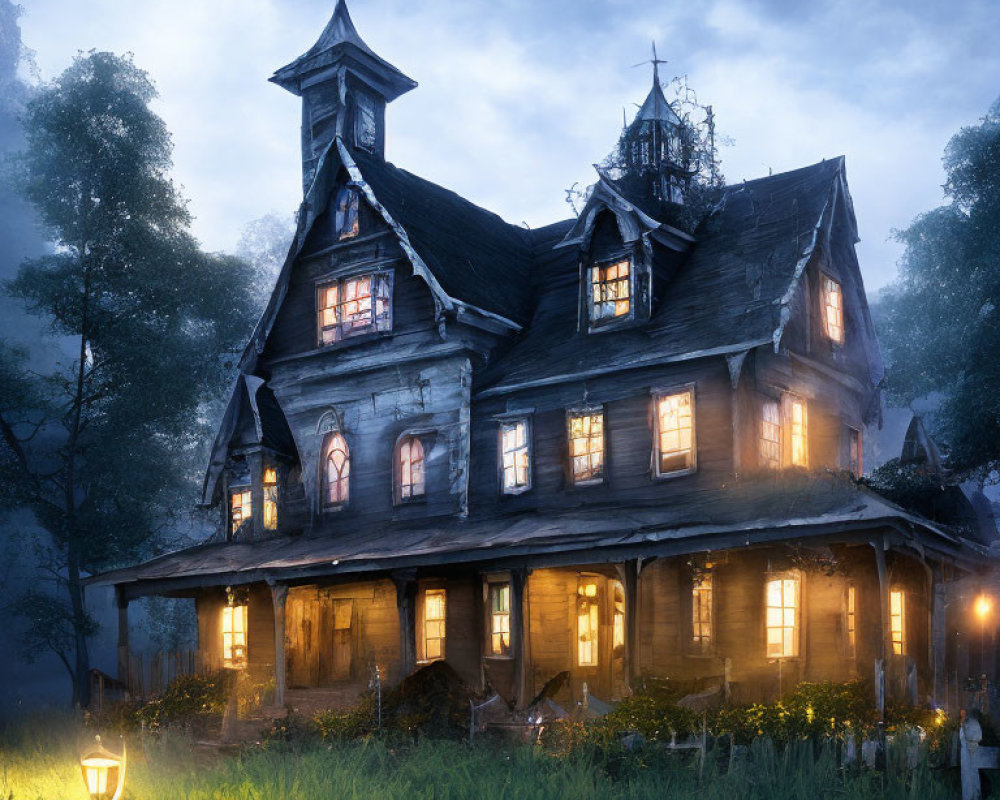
[396,435,425,502]
[323,433,350,508]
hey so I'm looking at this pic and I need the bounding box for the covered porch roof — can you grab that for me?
[89,474,987,601]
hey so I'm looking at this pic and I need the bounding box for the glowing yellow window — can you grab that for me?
[230,489,251,535]
[787,396,808,467]
[263,468,278,531]
[822,274,844,344]
[612,580,625,653]
[222,602,248,669]
[590,259,631,322]
[423,589,446,662]
[577,579,599,666]
[489,583,511,656]
[760,400,780,469]
[846,585,856,658]
[397,436,425,502]
[500,419,530,494]
[655,390,695,475]
[569,411,605,484]
[692,574,713,654]
[317,272,392,345]
[766,573,799,658]
[890,589,905,655]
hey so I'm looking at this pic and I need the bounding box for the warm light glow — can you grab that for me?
[397,436,425,500]
[590,259,631,321]
[789,398,808,467]
[501,419,530,493]
[760,400,780,469]
[766,573,800,658]
[423,589,446,661]
[692,574,713,653]
[890,589,905,655]
[846,585,856,658]
[822,275,845,344]
[263,467,278,530]
[80,736,124,800]
[489,583,511,656]
[976,594,992,620]
[656,390,694,474]
[577,579,599,666]
[568,411,605,483]
[222,602,248,668]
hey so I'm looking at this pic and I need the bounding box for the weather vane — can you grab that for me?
[632,41,668,82]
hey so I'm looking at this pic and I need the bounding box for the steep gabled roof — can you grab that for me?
[479,157,879,396]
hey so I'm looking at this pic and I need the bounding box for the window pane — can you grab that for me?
[589,259,632,322]
[765,574,800,658]
[657,391,694,474]
[760,400,781,469]
[568,412,605,483]
[823,275,844,343]
[501,420,530,493]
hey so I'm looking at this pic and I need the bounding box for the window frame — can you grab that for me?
[222,600,248,670]
[782,393,809,469]
[419,587,447,664]
[498,416,532,496]
[394,433,427,505]
[316,270,393,348]
[321,432,351,511]
[765,570,801,660]
[487,581,512,657]
[587,253,635,330]
[690,572,714,656]
[845,583,857,660]
[759,398,781,470]
[576,575,601,667]
[566,407,607,486]
[890,587,906,656]
[821,272,845,345]
[262,466,278,531]
[229,486,252,536]
[651,385,697,479]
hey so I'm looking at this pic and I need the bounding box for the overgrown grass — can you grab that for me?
[1,712,963,800]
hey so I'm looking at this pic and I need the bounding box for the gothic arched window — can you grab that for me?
[395,435,425,503]
[323,433,350,508]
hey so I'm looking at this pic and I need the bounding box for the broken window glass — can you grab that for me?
[318,272,392,345]
[589,259,631,323]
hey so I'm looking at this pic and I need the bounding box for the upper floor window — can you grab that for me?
[786,395,808,468]
[323,433,350,509]
[568,410,605,485]
[691,573,713,654]
[230,487,251,536]
[589,258,631,324]
[766,571,800,659]
[500,418,531,495]
[396,435,425,503]
[760,400,781,470]
[847,427,862,477]
[822,274,844,344]
[654,389,695,476]
[890,588,906,655]
[317,272,392,346]
[489,582,511,656]
[263,467,278,531]
[334,185,360,240]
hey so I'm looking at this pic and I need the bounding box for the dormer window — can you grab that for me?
[317,272,392,346]
[230,487,251,535]
[822,274,844,344]
[263,467,278,531]
[334,185,360,240]
[589,258,632,324]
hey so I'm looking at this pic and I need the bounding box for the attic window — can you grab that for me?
[317,272,392,346]
[822,274,844,344]
[396,435,425,503]
[334,185,360,240]
[230,488,251,535]
[263,467,278,531]
[354,91,377,153]
[589,258,632,324]
[568,410,605,484]
[654,389,695,476]
[500,418,531,495]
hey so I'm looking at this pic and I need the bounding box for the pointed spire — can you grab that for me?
[635,42,679,125]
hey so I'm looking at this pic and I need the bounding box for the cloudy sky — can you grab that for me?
[18,0,1000,293]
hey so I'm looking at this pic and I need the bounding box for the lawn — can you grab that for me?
[1,712,962,800]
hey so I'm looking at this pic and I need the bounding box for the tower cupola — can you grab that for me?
[270,0,416,191]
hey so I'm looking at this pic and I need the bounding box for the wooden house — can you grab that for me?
[93,0,990,711]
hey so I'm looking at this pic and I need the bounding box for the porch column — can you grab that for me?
[623,559,641,688]
[269,580,288,708]
[931,568,947,707]
[511,568,529,708]
[393,572,417,681]
[116,588,130,690]
[872,538,890,718]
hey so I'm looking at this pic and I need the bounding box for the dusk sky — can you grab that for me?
[18,0,1000,294]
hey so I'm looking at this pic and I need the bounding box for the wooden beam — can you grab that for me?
[511,568,529,708]
[616,560,641,689]
[116,587,130,690]
[393,572,417,682]
[932,570,947,707]
[872,538,890,718]
[269,581,289,709]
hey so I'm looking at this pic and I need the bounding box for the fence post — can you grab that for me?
[961,717,983,800]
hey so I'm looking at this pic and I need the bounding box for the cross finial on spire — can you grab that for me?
[631,41,668,86]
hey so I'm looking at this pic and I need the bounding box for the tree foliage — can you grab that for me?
[879,98,1000,469]
[0,51,257,705]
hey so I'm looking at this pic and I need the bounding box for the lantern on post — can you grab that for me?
[80,735,126,800]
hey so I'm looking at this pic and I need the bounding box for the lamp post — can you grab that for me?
[80,735,126,800]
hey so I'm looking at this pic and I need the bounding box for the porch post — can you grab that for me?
[269,580,288,708]
[393,572,417,681]
[932,570,948,706]
[872,538,890,718]
[116,587,130,690]
[511,567,529,708]
[623,559,640,689]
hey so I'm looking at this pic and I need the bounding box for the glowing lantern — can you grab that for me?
[975,594,992,620]
[80,735,126,800]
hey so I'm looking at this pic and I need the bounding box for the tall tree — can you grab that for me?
[879,98,1000,470]
[0,51,257,705]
